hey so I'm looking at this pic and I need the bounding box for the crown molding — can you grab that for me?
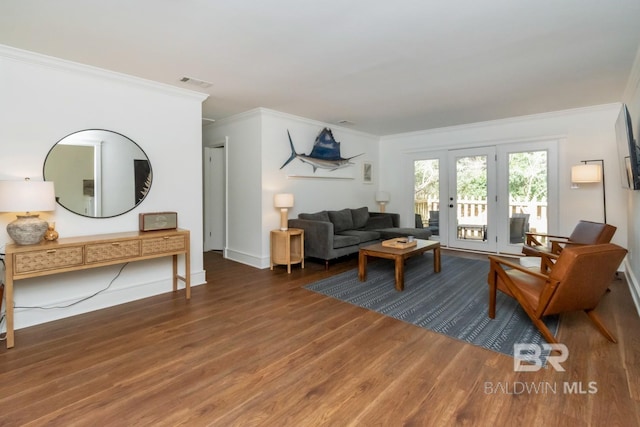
[0,44,209,102]
[381,103,622,141]
[211,107,379,139]
[623,44,640,104]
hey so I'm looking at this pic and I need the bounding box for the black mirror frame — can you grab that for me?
[43,129,153,219]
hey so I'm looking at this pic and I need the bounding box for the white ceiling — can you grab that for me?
[2,1,640,136]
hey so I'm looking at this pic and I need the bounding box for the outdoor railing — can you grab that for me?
[415,198,548,235]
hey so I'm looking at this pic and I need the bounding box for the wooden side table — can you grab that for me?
[270,228,304,273]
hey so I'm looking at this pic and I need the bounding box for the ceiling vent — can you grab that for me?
[179,76,213,88]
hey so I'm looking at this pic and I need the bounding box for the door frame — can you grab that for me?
[407,138,559,254]
[495,139,559,254]
[203,137,228,252]
[447,146,497,252]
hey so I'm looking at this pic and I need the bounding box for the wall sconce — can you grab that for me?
[274,193,294,231]
[0,178,56,245]
[375,191,390,213]
[571,159,606,223]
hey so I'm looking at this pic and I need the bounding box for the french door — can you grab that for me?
[413,140,557,254]
[448,147,497,252]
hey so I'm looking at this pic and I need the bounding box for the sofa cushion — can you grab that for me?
[333,234,360,249]
[351,207,370,229]
[364,215,394,230]
[299,210,330,222]
[338,229,380,243]
[328,209,354,232]
[377,228,433,240]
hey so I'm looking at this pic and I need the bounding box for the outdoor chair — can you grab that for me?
[522,220,616,257]
[488,243,627,344]
[427,210,439,236]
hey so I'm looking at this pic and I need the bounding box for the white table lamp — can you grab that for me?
[375,191,390,212]
[0,179,56,245]
[274,193,294,231]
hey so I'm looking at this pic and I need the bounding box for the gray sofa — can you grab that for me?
[288,206,432,267]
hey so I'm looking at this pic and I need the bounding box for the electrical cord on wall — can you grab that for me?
[14,262,129,310]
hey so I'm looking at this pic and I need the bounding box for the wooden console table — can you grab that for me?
[3,228,190,349]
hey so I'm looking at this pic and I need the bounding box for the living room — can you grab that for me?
[1,2,640,424]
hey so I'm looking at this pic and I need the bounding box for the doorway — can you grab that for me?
[204,141,227,252]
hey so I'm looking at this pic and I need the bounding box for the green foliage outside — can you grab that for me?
[414,151,547,202]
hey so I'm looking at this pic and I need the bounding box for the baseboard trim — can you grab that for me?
[621,258,640,317]
[224,248,269,269]
[13,270,206,331]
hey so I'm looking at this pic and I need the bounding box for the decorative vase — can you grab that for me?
[6,214,49,245]
[43,222,59,241]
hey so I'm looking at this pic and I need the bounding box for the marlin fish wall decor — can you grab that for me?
[281,128,363,173]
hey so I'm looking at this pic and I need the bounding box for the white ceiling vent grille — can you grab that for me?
[179,76,213,88]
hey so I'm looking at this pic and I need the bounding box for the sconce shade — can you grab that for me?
[375,191,390,203]
[0,179,56,245]
[571,164,602,183]
[274,193,294,208]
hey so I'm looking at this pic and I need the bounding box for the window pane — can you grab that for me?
[414,159,439,235]
[508,151,548,244]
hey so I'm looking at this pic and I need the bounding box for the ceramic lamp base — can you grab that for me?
[280,208,289,231]
[6,214,48,245]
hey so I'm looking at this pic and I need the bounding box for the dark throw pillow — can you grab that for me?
[351,207,370,229]
[328,209,354,232]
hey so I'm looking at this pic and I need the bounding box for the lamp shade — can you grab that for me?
[274,193,294,208]
[571,164,602,183]
[0,180,56,213]
[375,191,390,203]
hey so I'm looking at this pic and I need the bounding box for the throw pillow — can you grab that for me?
[299,211,330,222]
[351,207,370,229]
[328,209,354,232]
[365,215,394,229]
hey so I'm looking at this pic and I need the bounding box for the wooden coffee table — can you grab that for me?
[358,239,441,291]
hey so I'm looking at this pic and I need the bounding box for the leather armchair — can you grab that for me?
[488,243,627,343]
[522,220,616,257]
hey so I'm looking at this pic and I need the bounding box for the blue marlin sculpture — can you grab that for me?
[280,128,363,172]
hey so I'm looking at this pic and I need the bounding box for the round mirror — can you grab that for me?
[43,129,152,218]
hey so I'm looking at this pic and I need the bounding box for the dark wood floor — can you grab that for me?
[1,250,639,426]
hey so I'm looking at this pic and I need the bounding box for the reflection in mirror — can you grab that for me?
[44,129,152,218]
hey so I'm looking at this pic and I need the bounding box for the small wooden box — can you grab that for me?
[139,212,178,231]
[382,237,418,249]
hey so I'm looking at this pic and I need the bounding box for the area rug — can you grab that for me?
[304,254,559,358]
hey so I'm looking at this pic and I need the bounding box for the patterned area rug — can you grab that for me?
[304,254,559,358]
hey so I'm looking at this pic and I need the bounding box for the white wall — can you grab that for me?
[379,103,628,250]
[622,55,640,314]
[204,108,380,268]
[0,45,208,330]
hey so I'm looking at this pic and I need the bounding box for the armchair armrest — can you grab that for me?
[488,255,550,280]
[549,237,571,253]
[525,231,569,247]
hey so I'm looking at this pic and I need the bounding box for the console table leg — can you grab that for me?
[6,277,14,348]
[172,255,178,293]
[184,247,191,300]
